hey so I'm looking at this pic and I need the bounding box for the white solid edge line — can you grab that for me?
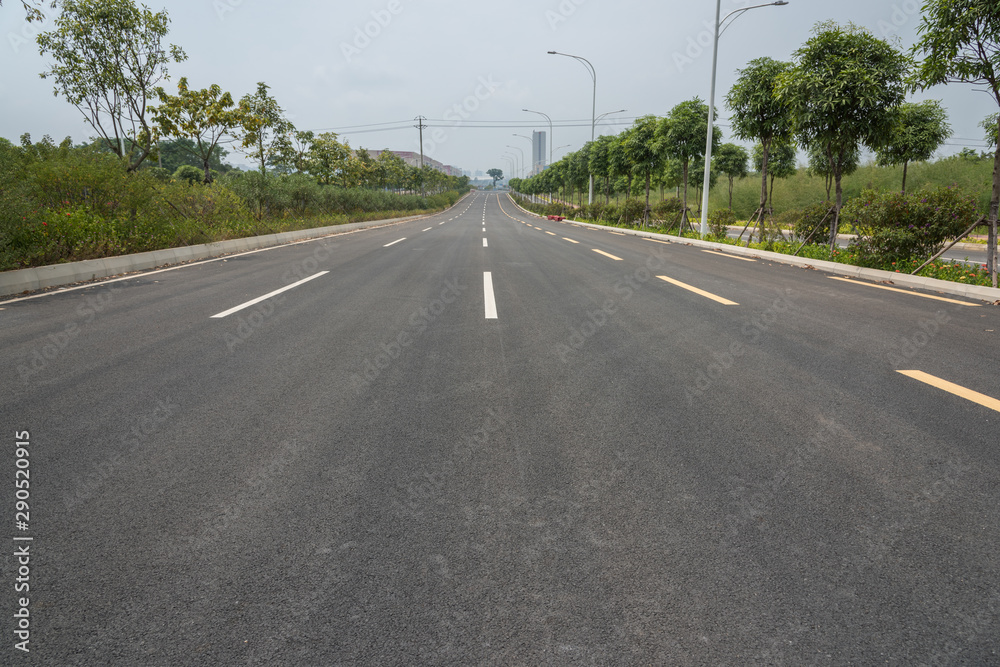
[211,271,329,319]
[484,271,498,319]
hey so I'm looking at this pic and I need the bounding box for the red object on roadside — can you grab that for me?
[546,215,564,221]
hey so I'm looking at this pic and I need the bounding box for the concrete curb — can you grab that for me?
[0,194,472,298]
[506,195,1000,304]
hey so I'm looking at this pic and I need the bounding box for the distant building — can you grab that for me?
[532,131,547,175]
[389,151,462,177]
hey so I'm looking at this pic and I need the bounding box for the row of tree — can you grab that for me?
[508,9,1000,286]
[26,0,467,195]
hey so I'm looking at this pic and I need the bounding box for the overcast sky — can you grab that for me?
[1,0,995,176]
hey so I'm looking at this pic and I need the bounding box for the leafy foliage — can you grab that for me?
[841,185,980,265]
[36,0,187,171]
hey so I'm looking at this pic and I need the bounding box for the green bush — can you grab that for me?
[652,197,684,224]
[617,199,648,226]
[841,185,980,267]
[709,208,737,240]
[173,165,204,184]
[793,201,836,244]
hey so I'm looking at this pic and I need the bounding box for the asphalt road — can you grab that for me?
[2,192,999,665]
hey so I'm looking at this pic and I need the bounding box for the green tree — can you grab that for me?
[154,137,230,174]
[875,100,951,194]
[36,0,187,172]
[624,115,666,226]
[4,0,56,22]
[235,82,294,175]
[714,143,749,210]
[776,21,910,248]
[912,0,1000,284]
[984,113,1000,148]
[276,130,316,175]
[660,98,719,232]
[153,78,242,183]
[726,57,794,219]
[487,168,503,188]
[806,141,859,201]
[752,139,797,211]
[307,132,350,186]
[588,134,616,204]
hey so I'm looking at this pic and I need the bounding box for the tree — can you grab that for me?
[623,116,666,226]
[752,139,797,211]
[153,78,242,183]
[36,0,187,172]
[3,0,56,22]
[308,132,350,186]
[588,134,616,204]
[776,22,910,249]
[660,98,718,233]
[714,143,749,210]
[984,113,1000,148]
[609,131,634,201]
[726,57,794,222]
[154,137,230,175]
[875,100,951,194]
[912,0,1000,285]
[235,82,294,174]
[276,130,316,175]
[487,168,503,188]
[806,142,859,201]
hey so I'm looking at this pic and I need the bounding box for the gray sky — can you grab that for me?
[1,0,995,176]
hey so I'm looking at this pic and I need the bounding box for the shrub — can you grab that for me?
[709,208,737,240]
[841,186,980,267]
[617,199,648,226]
[652,197,684,224]
[793,201,836,244]
[173,165,204,184]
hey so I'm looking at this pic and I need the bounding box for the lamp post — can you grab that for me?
[595,109,627,129]
[506,145,525,179]
[522,108,553,169]
[502,154,515,188]
[548,50,596,205]
[700,0,789,238]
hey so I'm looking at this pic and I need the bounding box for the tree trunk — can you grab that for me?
[989,132,999,287]
[644,171,651,228]
[831,163,843,252]
[728,176,734,210]
[681,160,689,235]
[759,139,770,213]
[901,160,909,195]
[768,174,775,213]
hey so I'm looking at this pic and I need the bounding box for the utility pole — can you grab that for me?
[414,115,427,197]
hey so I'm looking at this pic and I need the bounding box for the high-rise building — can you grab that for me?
[532,131,547,175]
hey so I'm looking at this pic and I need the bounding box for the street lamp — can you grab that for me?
[522,108,553,169]
[548,50,596,205]
[595,109,627,129]
[506,145,525,179]
[513,134,535,174]
[700,0,788,238]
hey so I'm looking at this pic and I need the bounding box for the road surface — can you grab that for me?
[2,192,999,664]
